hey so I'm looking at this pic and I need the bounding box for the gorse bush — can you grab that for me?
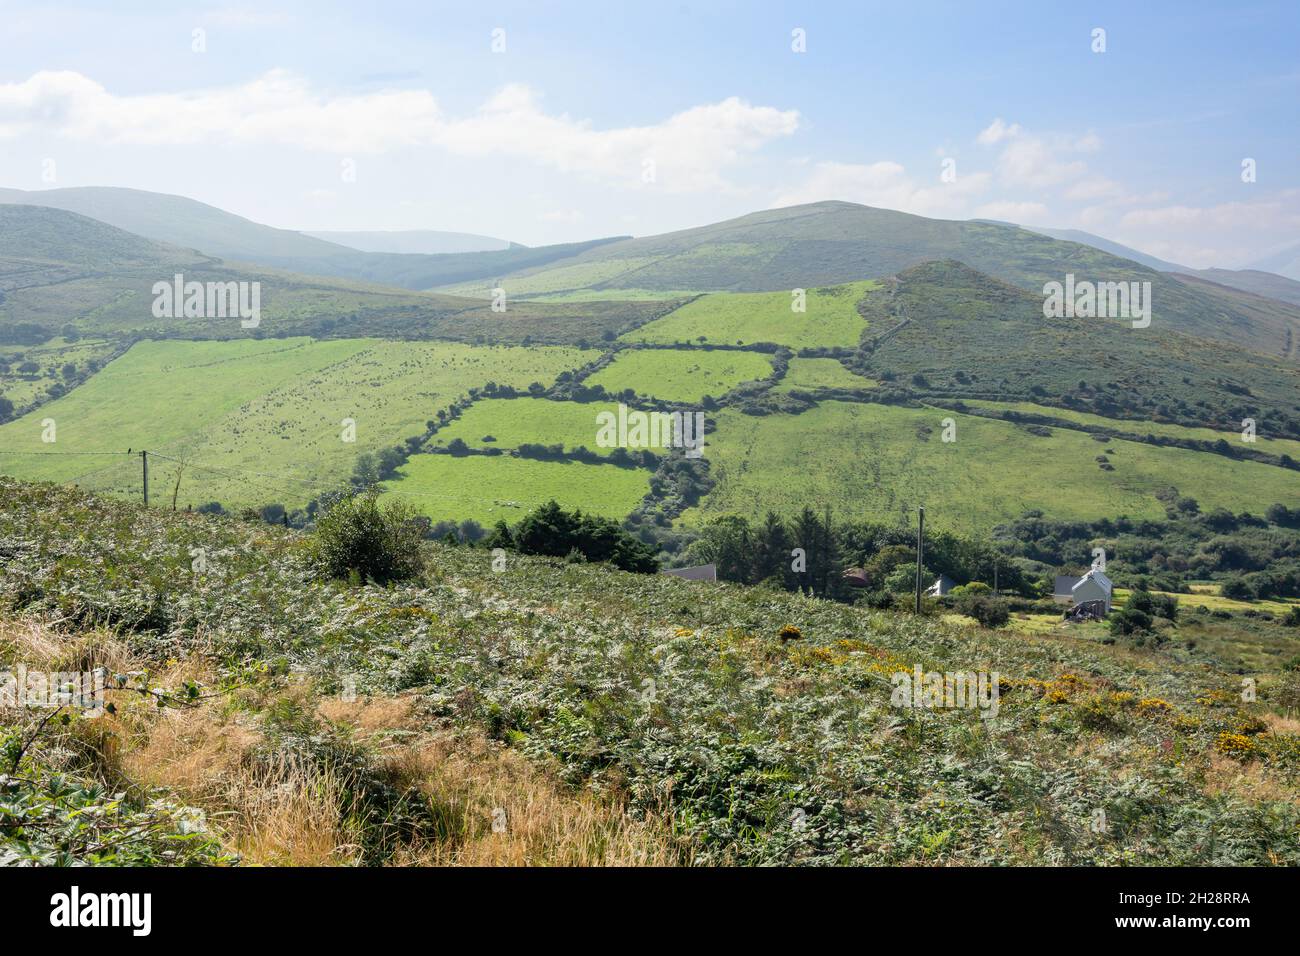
[313,490,424,585]
[957,594,1010,628]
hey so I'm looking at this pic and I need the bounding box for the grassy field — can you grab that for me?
[433,257,669,299]
[684,401,1300,534]
[961,399,1300,460]
[622,281,875,349]
[428,397,658,455]
[0,338,596,509]
[586,348,774,403]
[775,356,876,393]
[0,337,120,412]
[1114,587,1300,618]
[383,454,650,524]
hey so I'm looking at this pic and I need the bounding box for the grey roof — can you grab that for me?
[1054,575,1081,596]
[1073,568,1112,593]
[661,563,717,582]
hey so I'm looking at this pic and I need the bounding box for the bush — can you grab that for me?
[1110,607,1153,636]
[313,490,424,585]
[957,594,1010,628]
[509,500,658,573]
[1220,576,1256,600]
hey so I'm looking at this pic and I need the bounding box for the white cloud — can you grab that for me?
[1064,177,1123,201]
[976,118,1021,145]
[1112,195,1300,268]
[974,200,1049,223]
[772,160,990,216]
[0,70,798,192]
[202,6,294,27]
[995,136,1087,188]
[539,208,584,223]
[977,118,1103,192]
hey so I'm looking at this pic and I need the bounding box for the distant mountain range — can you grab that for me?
[0,204,670,347]
[425,200,1300,358]
[2,188,1298,359]
[302,229,514,255]
[0,187,623,292]
[1025,226,1300,306]
[1247,242,1300,284]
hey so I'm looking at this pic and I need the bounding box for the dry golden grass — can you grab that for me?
[1262,713,1300,735]
[324,696,684,866]
[1202,754,1299,805]
[3,615,684,867]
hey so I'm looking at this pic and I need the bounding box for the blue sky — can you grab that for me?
[0,0,1296,265]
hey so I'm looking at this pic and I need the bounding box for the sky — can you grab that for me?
[0,0,1296,267]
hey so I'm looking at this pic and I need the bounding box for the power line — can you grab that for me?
[0,450,134,456]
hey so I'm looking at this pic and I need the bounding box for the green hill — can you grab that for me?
[0,186,347,260]
[0,204,673,346]
[1026,225,1300,307]
[854,261,1300,438]
[433,201,1300,357]
[303,229,513,255]
[0,186,626,291]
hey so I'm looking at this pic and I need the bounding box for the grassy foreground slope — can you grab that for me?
[0,338,596,509]
[2,477,1297,865]
[687,402,1300,534]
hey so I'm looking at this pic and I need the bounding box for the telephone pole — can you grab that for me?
[914,506,925,613]
[140,450,148,507]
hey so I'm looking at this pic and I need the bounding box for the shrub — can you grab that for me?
[958,594,1010,628]
[1220,576,1256,600]
[1110,607,1153,637]
[313,490,424,585]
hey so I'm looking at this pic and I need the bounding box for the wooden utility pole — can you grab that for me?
[140,450,148,507]
[914,506,925,613]
[993,555,999,596]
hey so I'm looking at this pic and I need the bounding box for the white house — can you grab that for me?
[926,574,956,597]
[1070,568,1113,612]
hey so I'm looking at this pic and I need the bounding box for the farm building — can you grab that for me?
[1053,576,1080,603]
[1053,569,1113,613]
[926,574,956,597]
[661,563,717,582]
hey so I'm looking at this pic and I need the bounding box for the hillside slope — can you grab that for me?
[0,186,625,291]
[2,477,1297,865]
[856,261,1300,438]
[0,205,677,346]
[0,186,348,260]
[436,201,1300,357]
[1028,225,1300,307]
[1250,241,1300,283]
[304,229,513,255]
